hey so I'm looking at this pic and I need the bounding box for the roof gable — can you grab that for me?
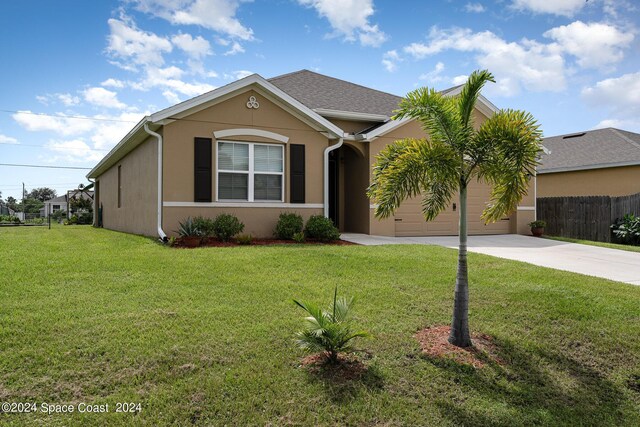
[539,128,640,173]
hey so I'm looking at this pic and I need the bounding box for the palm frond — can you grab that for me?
[393,87,463,150]
[458,69,495,135]
[367,138,460,219]
[473,109,543,222]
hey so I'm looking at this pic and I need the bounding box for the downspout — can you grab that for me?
[323,137,343,218]
[143,122,168,242]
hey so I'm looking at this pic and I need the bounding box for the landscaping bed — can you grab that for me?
[172,236,356,248]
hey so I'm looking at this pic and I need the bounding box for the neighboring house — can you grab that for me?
[86,70,536,239]
[538,128,640,197]
[43,190,94,217]
[42,195,67,217]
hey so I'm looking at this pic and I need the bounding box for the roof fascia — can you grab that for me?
[313,108,389,122]
[538,160,640,174]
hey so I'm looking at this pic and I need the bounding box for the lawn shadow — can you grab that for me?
[302,352,385,403]
[426,337,631,426]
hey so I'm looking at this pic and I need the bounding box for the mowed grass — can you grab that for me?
[0,226,639,426]
[546,235,640,253]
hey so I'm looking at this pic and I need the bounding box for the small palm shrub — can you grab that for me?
[292,231,305,243]
[193,216,215,237]
[213,213,244,242]
[611,214,640,245]
[293,287,368,364]
[304,215,340,242]
[274,212,304,239]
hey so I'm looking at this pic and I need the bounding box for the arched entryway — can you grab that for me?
[328,143,370,233]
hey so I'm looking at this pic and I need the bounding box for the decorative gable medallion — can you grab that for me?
[246,96,259,109]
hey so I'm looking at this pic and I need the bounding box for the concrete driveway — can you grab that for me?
[341,233,640,286]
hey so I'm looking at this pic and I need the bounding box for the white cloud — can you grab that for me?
[132,0,254,40]
[452,75,469,85]
[544,21,634,70]
[130,65,215,97]
[89,112,147,150]
[225,70,254,80]
[171,33,212,58]
[0,134,19,144]
[83,87,127,110]
[419,62,445,83]
[298,0,387,47]
[511,0,586,17]
[582,72,640,132]
[382,49,401,72]
[107,15,173,69]
[402,27,566,96]
[101,78,126,88]
[464,3,485,13]
[224,41,245,55]
[45,139,105,163]
[582,72,640,112]
[12,111,96,136]
[163,90,182,104]
[58,93,81,106]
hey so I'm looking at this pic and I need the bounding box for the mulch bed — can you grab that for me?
[299,352,370,381]
[172,237,356,248]
[415,325,504,368]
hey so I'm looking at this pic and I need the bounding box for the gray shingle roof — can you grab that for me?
[539,128,640,173]
[268,70,402,117]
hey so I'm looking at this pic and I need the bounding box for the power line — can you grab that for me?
[0,109,140,123]
[0,163,91,170]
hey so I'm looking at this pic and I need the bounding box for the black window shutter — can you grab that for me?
[194,137,212,202]
[289,144,305,203]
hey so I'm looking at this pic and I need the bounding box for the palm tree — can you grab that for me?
[367,70,542,347]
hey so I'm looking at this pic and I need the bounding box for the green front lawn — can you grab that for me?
[1,226,639,426]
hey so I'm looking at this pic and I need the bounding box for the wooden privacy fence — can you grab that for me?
[537,192,640,242]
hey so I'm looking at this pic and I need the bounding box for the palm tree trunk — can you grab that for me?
[449,183,472,347]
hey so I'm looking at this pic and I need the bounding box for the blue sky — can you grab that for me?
[0,0,638,200]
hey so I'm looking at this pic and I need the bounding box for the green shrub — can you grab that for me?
[213,213,244,242]
[529,220,546,228]
[292,231,305,243]
[293,286,368,364]
[177,217,201,237]
[236,234,253,245]
[274,212,304,239]
[68,215,79,225]
[611,214,640,245]
[193,216,215,237]
[304,215,340,242]
[78,212,93,224]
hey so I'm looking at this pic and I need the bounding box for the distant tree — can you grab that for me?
[28,187,57,202]
[20,198,44,214]
[6,196,17,210]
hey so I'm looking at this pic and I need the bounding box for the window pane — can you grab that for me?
[254,174,282,200]
[218,173,248,200]
[254,144,283,173]
[218,142,248,171]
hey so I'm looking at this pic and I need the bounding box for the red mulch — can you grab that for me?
[172,237,356,248]
[300,352,369,380]
[415,325,504,368]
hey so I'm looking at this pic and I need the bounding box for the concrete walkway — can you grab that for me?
[341,233,640,286]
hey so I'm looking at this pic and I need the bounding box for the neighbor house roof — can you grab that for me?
[539,128,640,174]
[44,195,67,204]
[268,70,402,119]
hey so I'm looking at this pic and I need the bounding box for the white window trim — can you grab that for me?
[216,140,285,203]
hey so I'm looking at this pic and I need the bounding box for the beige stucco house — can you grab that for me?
[538,128,640,197]
[87,70,536,240]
